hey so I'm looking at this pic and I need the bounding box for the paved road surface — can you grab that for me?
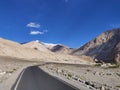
[11,66,79,90]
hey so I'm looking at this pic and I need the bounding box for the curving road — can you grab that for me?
[11,66,79,90]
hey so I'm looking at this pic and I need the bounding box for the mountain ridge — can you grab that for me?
[22,40,73,55]
[72,28,120,64]
[0,38,90,64]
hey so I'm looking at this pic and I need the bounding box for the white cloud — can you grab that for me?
[30,31,44,35]
[26,22,40,28]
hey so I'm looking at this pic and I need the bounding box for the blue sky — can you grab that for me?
[0,0,120,48]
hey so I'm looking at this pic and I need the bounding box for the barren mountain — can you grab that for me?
[22,40,51,52]
[23,41,73,55]
[0,38,55,60]
[41,42,73,54]
[0,38,90,64]
[42,42,57,50]
[72,28,120,64]
[51,44,73,54]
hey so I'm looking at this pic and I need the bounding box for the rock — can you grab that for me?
[100,86,105,90]
[72,75,78,81]
[106,72,112,76]
[94,71,100,76]
[57,68,62,73]
[0,72,6,76]
[101,64,108,68]
[93,83,102,89]
[85,81,90,85]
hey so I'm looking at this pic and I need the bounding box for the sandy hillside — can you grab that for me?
[22,40,51,52]
[0,38,91,64]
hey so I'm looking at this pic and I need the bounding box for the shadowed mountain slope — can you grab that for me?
[72,28,120,63]
[51,45,73,54]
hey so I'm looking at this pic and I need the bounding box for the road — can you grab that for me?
[11,66,79,90]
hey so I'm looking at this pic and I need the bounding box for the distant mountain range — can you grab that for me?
[22,40,73,55]
[0,38,89,64]
[0,28,120,64]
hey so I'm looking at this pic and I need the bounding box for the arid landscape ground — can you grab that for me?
[0,29,120,90]
[0,56,120,90]
[40,63,120,90]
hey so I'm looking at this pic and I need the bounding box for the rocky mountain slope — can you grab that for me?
[50,44,73,54]
[72,28,120,64]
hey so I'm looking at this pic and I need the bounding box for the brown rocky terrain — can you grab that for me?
[72,28,120,64]
[50,44,73,54]
[40,63,120,90]
[114,42,120,63]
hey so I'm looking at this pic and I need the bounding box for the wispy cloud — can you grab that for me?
[30,30,48,35]
[27,22,48,35]
[30,31,44,35]
[26,22,40,28]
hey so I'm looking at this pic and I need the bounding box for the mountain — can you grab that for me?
[23,41,73,55]
[42,42,57,50]
[50,44,73,54]
[22,40,51,52]
[0,38,55,60]
[72,28,120,64]
[0,38,90,64]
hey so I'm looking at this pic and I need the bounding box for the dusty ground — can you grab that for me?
[0,56,43,90]
[40,63,120,90]
[0,56,91,90]
[0,56,120,90]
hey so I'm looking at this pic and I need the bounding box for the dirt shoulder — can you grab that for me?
[0,56,44,90]
[40,63,120,90]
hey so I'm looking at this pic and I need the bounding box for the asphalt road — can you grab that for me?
[11,66,79,90]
